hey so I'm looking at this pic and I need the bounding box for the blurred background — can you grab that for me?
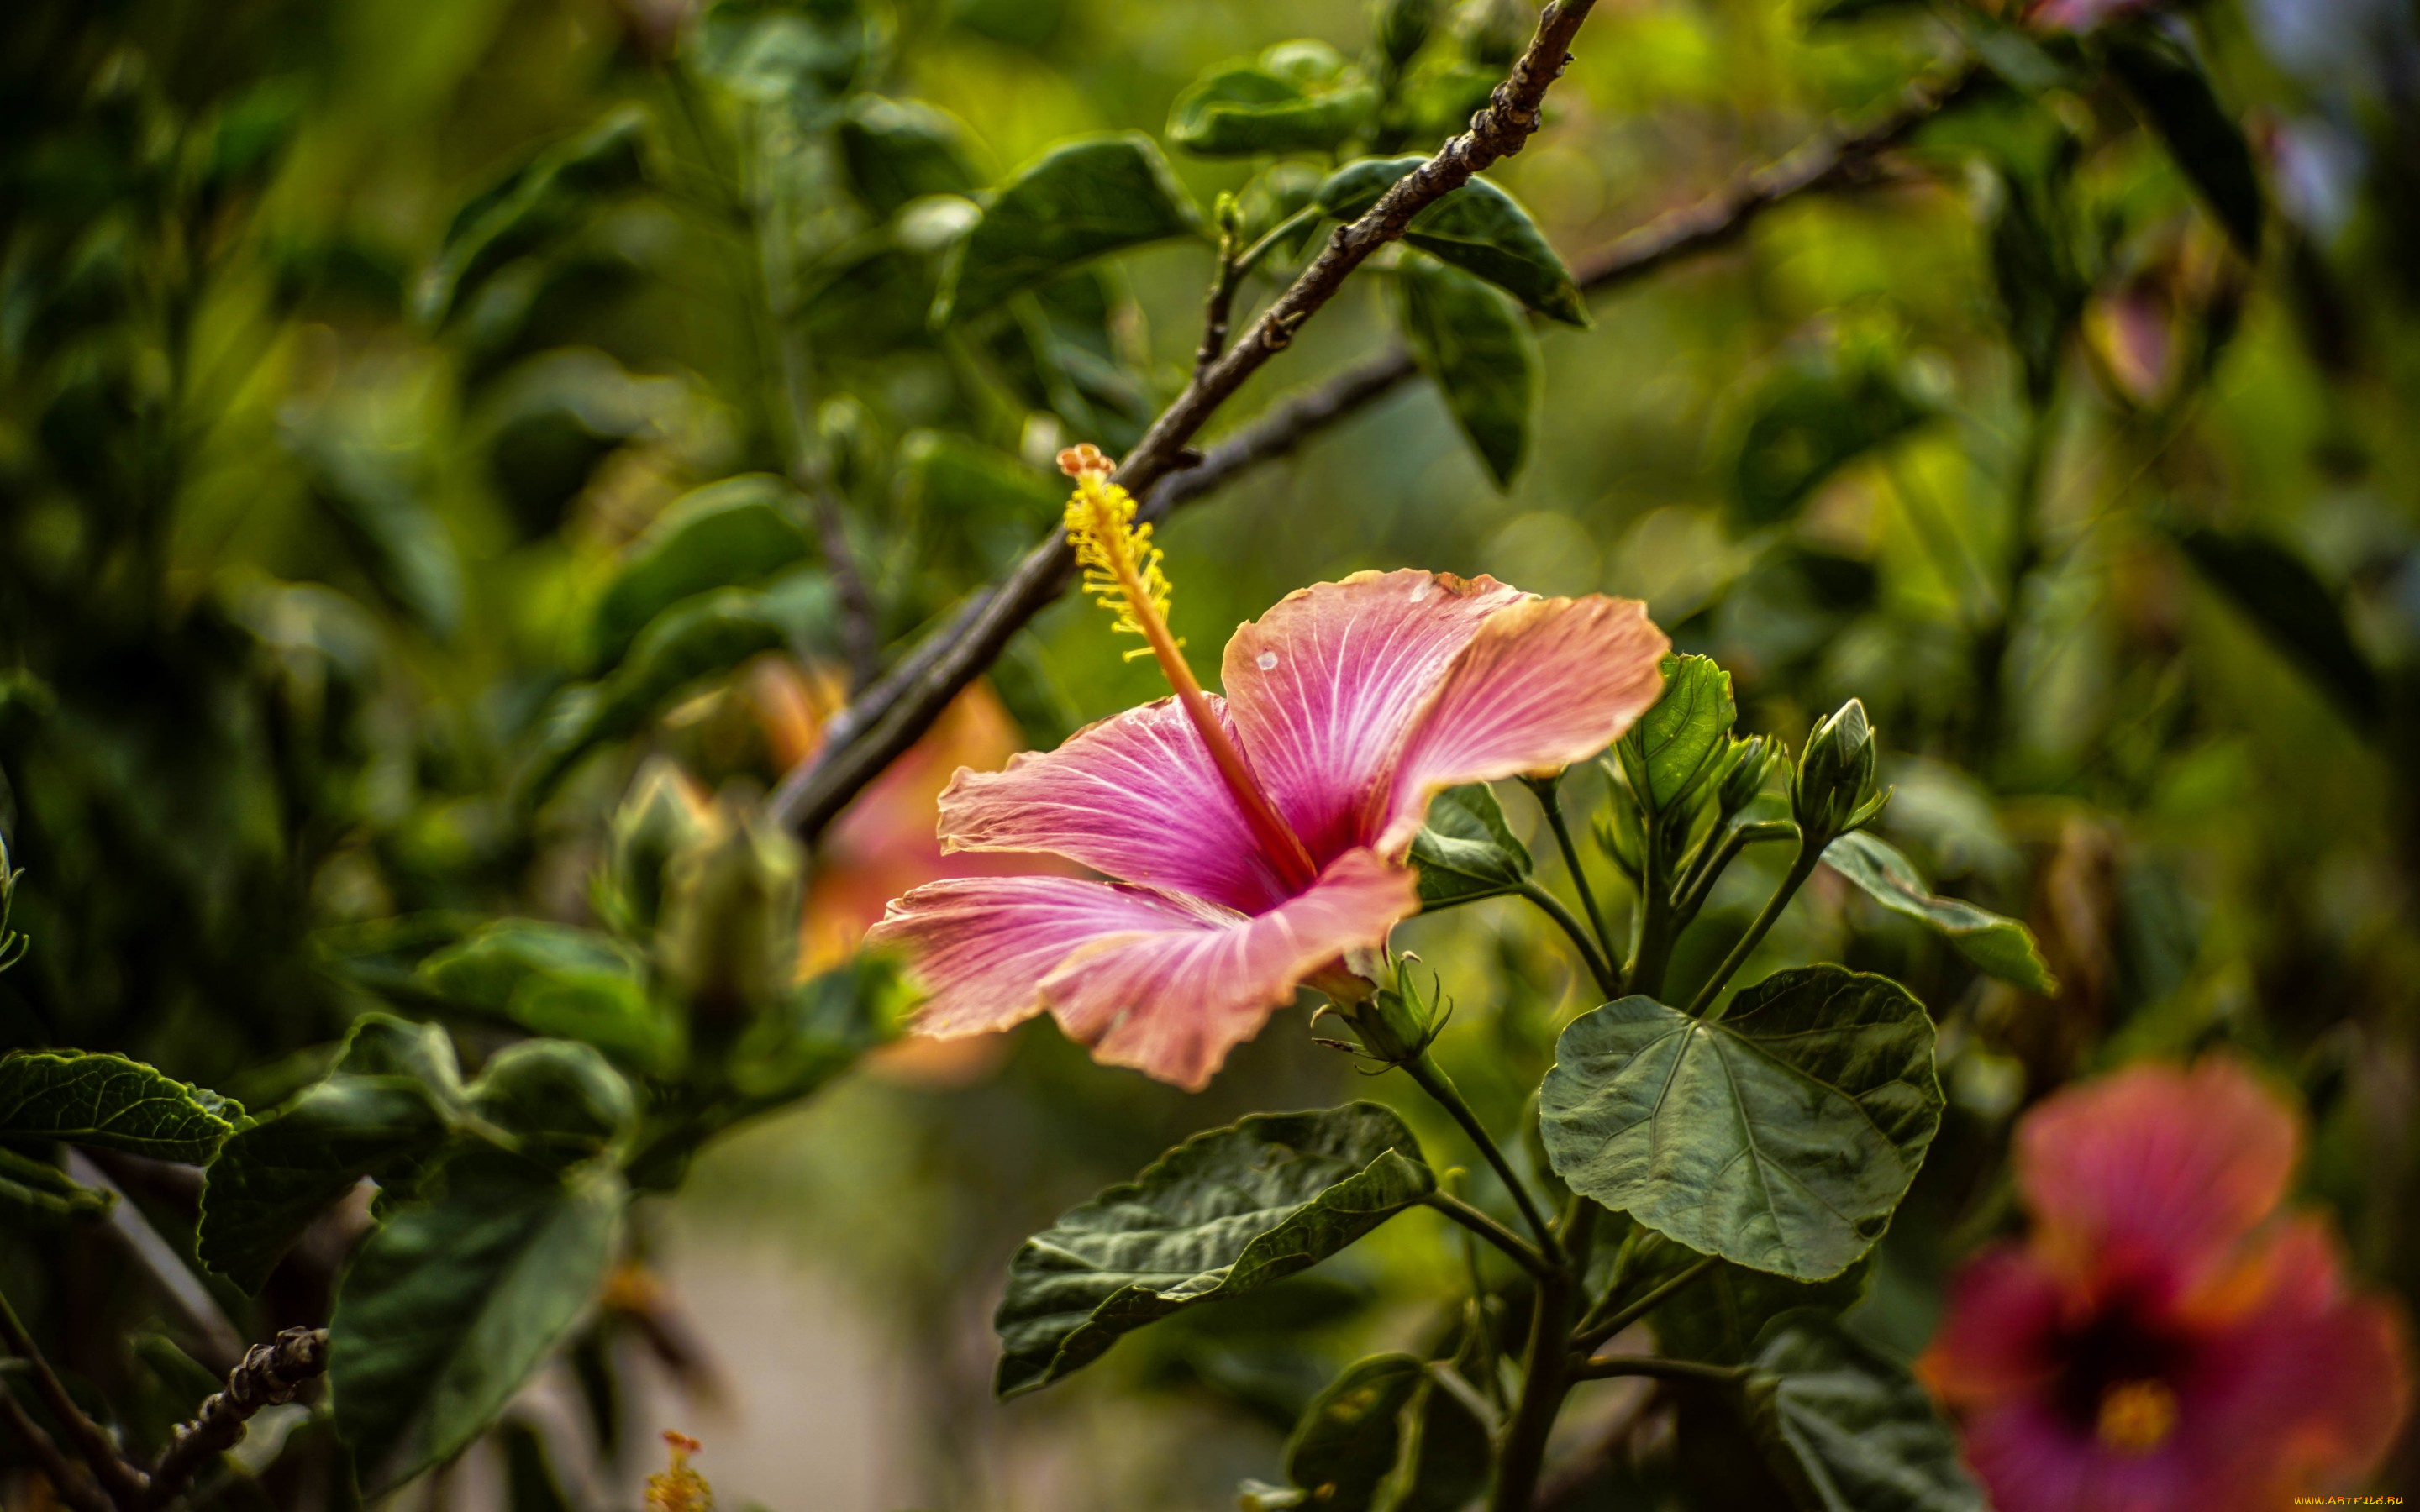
[6,0,2420,1505]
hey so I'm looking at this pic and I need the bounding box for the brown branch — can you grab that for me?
[0,1289,148,1509]
[767,55,1980,839]
[144,1328,329,1509]
[768,0,1602,835]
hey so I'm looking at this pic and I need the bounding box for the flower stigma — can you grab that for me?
[1059,444,1318,890]
[2095,1378,2179,1455]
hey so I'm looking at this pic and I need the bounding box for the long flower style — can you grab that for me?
[1922,1058,2409,1512]
[866,446,1670,1089]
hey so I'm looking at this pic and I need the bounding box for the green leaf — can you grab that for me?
[1747,1313,1986,1512]
[1983,141,2088,408]
[529,587,808,801]
[197,1016,467,1294]
[1731,358,1933,528]
[1618,654,1737,813]
[587,475,814,669]
[836,96,979,217]
[1389,250,1539,487]
[728,953,909,1105]
[1409,782,1532,907]
[467,1041,637,1169]
[417,921,682,1074]
[2107,29,2262,256]
[1648,1253,1872,1367]
[0,1146,113,1222]
[1317,158,1586,324]
[1391,1370,1491,1512]
[2173,525,2380,732]
[331,1153,625,1495]
[934,134,1203,326]
[1541,968,1943,1281]
[994,1104,1436,1398]
[1168,43,1378,158]
[1284,1355,1426,1512]
[0,1052,240,1162]
[685,0,879,114]
[417,106,655,324]
[1823,832,2057,994]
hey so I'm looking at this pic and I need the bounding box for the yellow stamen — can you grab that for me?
[1059,445,1317,891]
[645,1431,713,1511]
[2095,1379,2178,1455]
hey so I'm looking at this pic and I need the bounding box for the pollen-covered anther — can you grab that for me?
[1060,446,1179,664]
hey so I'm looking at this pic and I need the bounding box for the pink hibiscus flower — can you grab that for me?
[1922,1058,2409,1512]
[865,449,1668,1089]
[2026,0,2154,33]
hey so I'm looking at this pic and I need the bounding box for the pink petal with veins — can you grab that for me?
[1042,848,1418,1090]
[1223,570,1525,864]
[865,875,1234,1038]
[935,696,1292,914]
[1376,594,1668,854]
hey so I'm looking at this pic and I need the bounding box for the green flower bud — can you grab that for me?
[1375,0,1438,67]
[602,757,715,932]
[1790,699,1886,843]
[1718,733,1780,818]
[1453,0,1531,67]
[1343,965,1444,1065]
[656,800,803,1020]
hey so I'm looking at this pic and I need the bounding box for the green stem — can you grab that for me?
[1423,1192,1552,1278]
[1403,1053,1561,1262]
[1488,1250,1576,1512]
[1518,881,1618,1000]
[1624,808,1675,1000]
[1569,1354,1750,1387]
[1686,839,1823,1021]
[1528,775,1615,962]
[1672,820,1799,933]
[1573,1255,1718,1354]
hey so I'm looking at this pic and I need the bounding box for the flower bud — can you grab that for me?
[603,757,716,932]
[655,800,803,1020]
[1790,699,1886,843]
[1453,0,1531,66]
[1718,733,1779,818]
[1340,963,1443,1066]
[1375,0,1438,67]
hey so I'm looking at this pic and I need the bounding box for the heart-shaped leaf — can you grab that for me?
[836,95,978,217]
[1746,1312,1986,1512]
[994,1103,1434,1398]
[1410,782,1532,908]
[1390,250,1539,487]
[416,920,683,1074]
[1318,158,1585,324]
[0,1052,240,1163]
[1284,1354,1427,1512]
[1541,967,1942,1280]
[934,134,1203,326]
[684,0,879,115]
[331,1152,625,1495]
[1822,832,2057,995]
[417,106,655,325]
[466,1041,636,1170]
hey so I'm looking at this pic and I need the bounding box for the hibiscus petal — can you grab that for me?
[1222,570,1526,863]
[1043,848,1419,1091]
[865,874,1236,1037]
[1376,593,1668,855]
[935,696,1293,913]
[2170,1218,2410,1508]
[2018,1058,2301,1291]
[1920,1246,2068,1407]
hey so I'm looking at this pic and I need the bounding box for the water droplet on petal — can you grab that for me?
[1256,650,1278,670]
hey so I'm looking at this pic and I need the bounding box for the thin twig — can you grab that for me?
[770,0,1605,836]
[766,59,1982,839]
[0,1289,148,1507]
[0,1386,115,1512]
[1423,1191,1553,1278]
[1568,1353,1749,1387]
[144,1328,329,1509]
